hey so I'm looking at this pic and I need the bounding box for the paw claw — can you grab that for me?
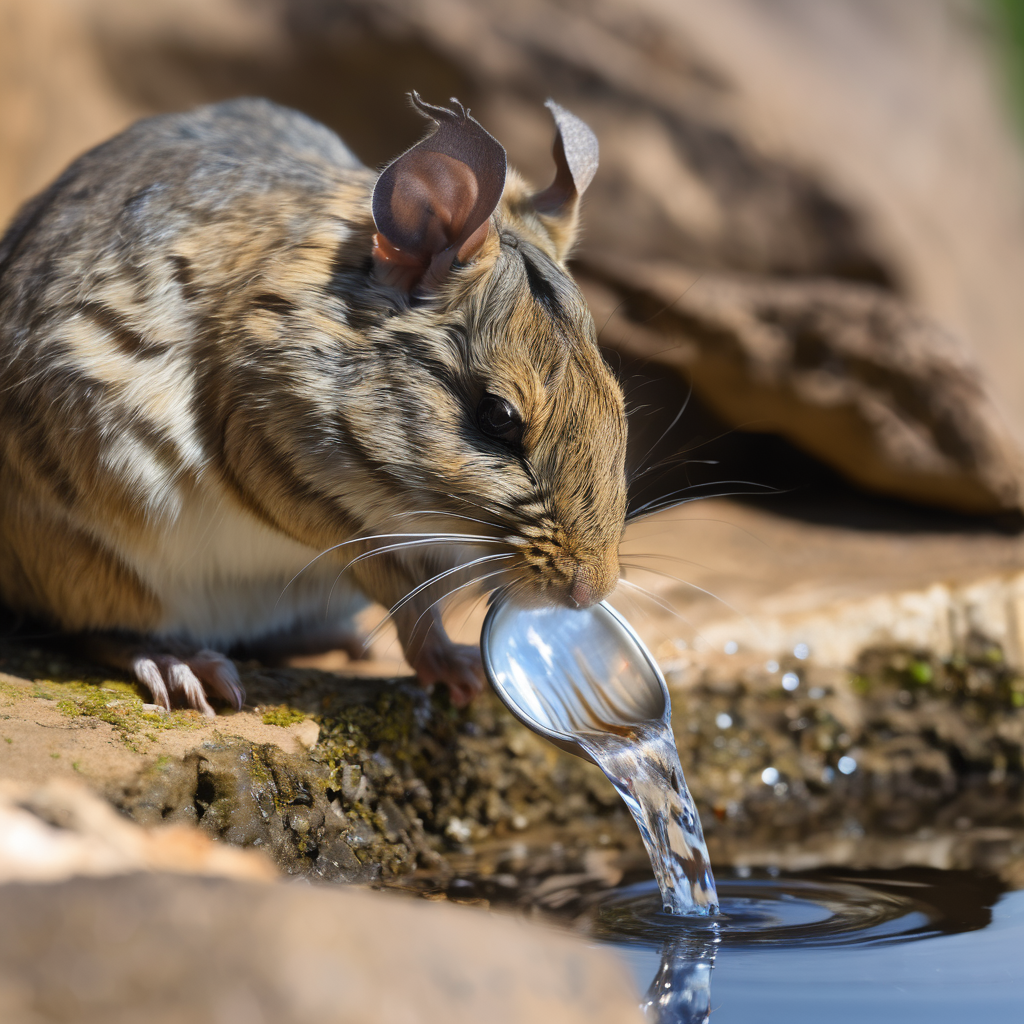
[412,639,485,707]
[130,650,245,715]
[191,650,245,711]
[132,656,171,712]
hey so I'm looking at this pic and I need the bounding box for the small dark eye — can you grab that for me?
[477,393,522,444]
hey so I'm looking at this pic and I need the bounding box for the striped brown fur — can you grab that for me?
[0,97,626,709]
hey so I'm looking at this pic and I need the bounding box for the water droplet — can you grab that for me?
[761,766,780,785]
[715,712,733,729]
[724,640,738,655]
[793,642,810,660]
[838,756,857,775]
[445,817,473,842]
[781,672,800,691]
[808,686,825,699]
[764,659,779,673]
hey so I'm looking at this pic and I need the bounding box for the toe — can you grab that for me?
[132,656,171,711]
[190,650,246,711]
[412,641,485,707]
[158,657,216,718]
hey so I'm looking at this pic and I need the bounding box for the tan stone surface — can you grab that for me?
[0,670,330,790]
[0,777,276,883]
[4,0,1024,510]
[0,874,643,1024]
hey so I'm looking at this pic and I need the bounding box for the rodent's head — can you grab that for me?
[362,95,627,609]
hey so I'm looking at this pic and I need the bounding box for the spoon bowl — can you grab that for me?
[480,600,671,763]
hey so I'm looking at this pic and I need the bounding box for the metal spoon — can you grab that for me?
[480,599,671,762]
[481,597,720,916]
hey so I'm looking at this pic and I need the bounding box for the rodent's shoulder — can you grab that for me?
[0,100,372,321]
[128,98,364,173]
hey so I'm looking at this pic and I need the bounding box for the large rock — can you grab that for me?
[0,873,642,1024]
[7,0,1020,511]
[583,259,1023,512]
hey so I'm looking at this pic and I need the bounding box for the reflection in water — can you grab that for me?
[590,873,1008,1024]
[641,933,719,1024]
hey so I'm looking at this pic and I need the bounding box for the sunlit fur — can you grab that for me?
[0,98,627,660]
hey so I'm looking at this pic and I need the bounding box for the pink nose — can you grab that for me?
[570,567,598,608]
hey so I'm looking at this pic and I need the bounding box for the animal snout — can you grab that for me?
[570,567,597,608]
[569,553,618,609]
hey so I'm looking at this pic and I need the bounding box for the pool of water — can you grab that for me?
[583,869,1024,1023]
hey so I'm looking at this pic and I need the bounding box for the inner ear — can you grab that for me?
[372,93,507,292]
[532,100,599,215]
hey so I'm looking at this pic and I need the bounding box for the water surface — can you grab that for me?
[585,870,1023,1023]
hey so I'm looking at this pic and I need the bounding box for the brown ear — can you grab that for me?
[371,93,507,292]
[532,100,599,217]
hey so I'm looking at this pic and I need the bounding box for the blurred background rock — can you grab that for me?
[2,12,1024,1012]
[4,0,1024,514]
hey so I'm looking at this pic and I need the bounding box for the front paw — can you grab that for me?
[131,650,245,718]
[411,637,485,708]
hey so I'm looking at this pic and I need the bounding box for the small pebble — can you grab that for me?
[715,712,733,729]
[445,817,473,842]
[761,766,780,785]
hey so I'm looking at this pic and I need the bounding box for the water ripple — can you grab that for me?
[590,876,942,950]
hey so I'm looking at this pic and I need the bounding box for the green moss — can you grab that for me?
[851,674,871,695]
[260,705,308,728]
[51,682,202,750]
[988,0,1024,136]
[909,660,934,685]
[0,680,26,705]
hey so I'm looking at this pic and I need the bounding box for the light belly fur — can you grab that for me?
[98,476,365,647]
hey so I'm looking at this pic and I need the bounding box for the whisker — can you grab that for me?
[277,531,504,608]
[324,535,509,616]
[605,589,683,660]
[372,566,519,661]
[615,549,712,573]
[628,479,775,521]
[363,554,517,647]
[618,563,763,644]
[623,514,776,550]
[626,486,779,526]
[628,387,693,486]
[406,566,521,645]
[392,508,509,533]
[613,577,710,646]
